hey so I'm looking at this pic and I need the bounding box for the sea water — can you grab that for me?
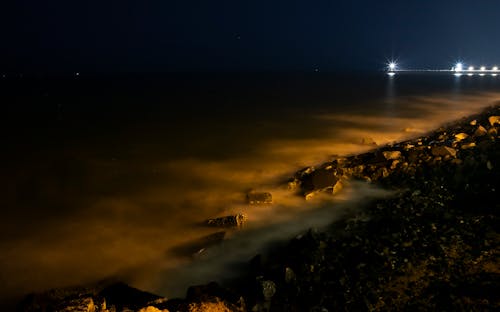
[0,72,499,303]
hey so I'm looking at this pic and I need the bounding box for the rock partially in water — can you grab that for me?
[206,214,246,228]
[301,168,339,199]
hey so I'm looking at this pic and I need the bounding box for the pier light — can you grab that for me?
[388,62,397,71]
[480,66,486,71]
[454,62,463,72]
[493,66,498,71]
[468,66,474,71]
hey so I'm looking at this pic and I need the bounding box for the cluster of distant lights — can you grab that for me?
[452,63,499,76]
[387,61,499,77]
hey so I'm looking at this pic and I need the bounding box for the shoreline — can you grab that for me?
[18,105,500,311]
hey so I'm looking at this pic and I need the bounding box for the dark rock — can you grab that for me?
[206,214,246,228]
[474,125,488,137]
[431,146,457,158]
[300,168,339,199]
[186,282,239,304]
[98,282,166,311]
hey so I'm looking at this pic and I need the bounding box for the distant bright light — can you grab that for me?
[455,62,463,72]
[493,66,498,71]
[468,66,474,71]
[388,62,397,71]
[480,66,486,71]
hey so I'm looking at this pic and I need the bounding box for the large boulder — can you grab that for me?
[300,168,339,199]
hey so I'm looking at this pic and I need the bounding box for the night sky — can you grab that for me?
[2,0,500,73]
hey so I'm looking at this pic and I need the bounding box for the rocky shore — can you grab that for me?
[19,105,500,311]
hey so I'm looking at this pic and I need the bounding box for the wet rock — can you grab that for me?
[296,166,314,178]
[474,125,488,137]
[461,142,476,150]
[454,133,469,142]
[488,127,498,137]
[382,150,402,160]
[287,178,300,191]
[206,214,246,228]
[470,119,477,126]
[187,298,242,312]
[56,297,96,312]
[487,115,500,126]
[301,168,339,199]
[247,190,273,205]
[431,146,457,158]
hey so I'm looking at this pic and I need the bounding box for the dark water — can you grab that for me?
[1,72,499,304]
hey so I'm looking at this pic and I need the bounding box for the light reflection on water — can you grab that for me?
[0,74,499,302]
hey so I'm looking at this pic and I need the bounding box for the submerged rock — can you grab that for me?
[246,190,273,205]
[173,231,226,257]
